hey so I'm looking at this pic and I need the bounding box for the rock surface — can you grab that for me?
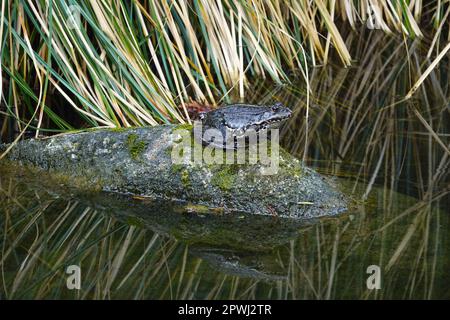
[0,125,347,219]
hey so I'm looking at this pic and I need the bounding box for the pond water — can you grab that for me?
[0,32,449,299]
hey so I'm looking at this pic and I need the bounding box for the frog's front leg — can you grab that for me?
[201,126,232,149]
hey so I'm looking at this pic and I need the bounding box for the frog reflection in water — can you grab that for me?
[197,102,292,149]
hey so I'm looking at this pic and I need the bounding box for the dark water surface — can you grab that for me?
[0,164,448,299]
[0,33,449,299]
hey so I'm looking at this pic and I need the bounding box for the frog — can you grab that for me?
[197,102,292,149]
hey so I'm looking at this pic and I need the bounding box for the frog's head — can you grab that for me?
[250,102,292,131]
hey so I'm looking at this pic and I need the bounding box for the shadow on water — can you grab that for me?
[0,31,449,299]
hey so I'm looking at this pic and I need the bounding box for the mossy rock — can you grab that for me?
[126,133,148,160]
[0,124,347,219]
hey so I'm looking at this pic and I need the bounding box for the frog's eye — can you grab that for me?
[271,102,283,111]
